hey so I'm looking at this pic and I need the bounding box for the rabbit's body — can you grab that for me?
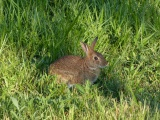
[49,37,108,87]
[49,55,100,85]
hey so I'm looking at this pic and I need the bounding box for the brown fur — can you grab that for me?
[49,37,108,86]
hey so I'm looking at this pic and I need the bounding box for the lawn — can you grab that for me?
[0,0,160,119]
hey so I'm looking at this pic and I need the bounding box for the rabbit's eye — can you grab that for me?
[94,56,98,60]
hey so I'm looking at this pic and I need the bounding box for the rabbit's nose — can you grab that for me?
[100,60,108,68]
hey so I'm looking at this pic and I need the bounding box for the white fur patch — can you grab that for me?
[68,84,74,88]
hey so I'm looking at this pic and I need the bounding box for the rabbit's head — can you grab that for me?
[80,37,108,69]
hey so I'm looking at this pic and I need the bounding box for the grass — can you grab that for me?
[0,0,160,119]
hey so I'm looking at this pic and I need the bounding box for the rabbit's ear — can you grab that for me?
[91,37,98,49]
[80,42,89,54]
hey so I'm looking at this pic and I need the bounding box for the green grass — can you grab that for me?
[0,0,160,119]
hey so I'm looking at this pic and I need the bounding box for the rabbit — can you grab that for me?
[49,37,108,88]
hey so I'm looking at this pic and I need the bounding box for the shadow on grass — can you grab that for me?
[34,55,51,74]
[96,69,160,111]
[95,69,125,101]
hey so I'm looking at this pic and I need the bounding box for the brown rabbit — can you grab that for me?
[49,37,108,87]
